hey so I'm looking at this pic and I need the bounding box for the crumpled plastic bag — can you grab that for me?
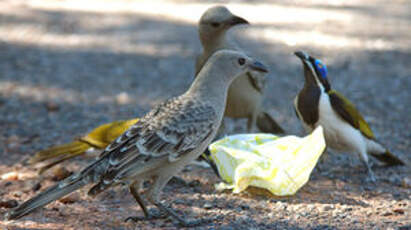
[208,126,325,196]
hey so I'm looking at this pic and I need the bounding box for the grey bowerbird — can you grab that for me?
[6,50,268,227]
[196,6,284,134]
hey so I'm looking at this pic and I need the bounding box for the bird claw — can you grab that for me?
[176,218,213,227]
[124,216,146,223]
[168,176,188,186]
[124,209,167,223]
[124,213,211,227]
[366,174,377,184]
[365,170,377,183]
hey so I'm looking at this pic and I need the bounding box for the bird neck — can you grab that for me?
[200,31,229,55]
[297,83,322,126]
[187,64,232,109]
[303,67,330,93]
[303,67,318,87]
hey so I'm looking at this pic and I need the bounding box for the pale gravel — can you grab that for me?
[0,0,410,229]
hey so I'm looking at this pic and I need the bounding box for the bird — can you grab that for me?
[195,5,284,134]
[5,50,269,226]
[28,118,139,173]
[293,50,405,182]
[26,6,281,173]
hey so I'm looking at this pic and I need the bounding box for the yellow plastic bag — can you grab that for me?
[209,126,325,196]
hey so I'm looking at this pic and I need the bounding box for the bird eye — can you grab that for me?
[211,22,220,28]
[238,58,246,65]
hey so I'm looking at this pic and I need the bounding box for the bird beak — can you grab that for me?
[249,61,268,73]
[294,50,312,67]
[229,15,249,26]
[294,51,309,61]
[294,50,321,83]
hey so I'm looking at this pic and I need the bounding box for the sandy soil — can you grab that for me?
[0,0,410,229]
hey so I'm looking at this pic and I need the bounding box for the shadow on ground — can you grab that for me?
[0,1,410,229]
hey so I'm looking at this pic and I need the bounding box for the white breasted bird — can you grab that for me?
[5,50,269,226]
[293,51,405,182]
[196,6,284,134]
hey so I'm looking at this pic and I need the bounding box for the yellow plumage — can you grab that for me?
[29,118,139,173]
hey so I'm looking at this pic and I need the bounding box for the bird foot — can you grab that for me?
[125,212,211,227]
[174,216,217,227]
[176,218,211,227]
[365,174,377,184]
[168,176,188,186]
[153,201,213,227]
[124,209,167,222]
[365,170,377,183]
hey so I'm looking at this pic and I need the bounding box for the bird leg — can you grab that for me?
[124,182,167,223]
[316,151,329,173]
[153,200,204,227]
[364,162,377,183]
[146,175,209,227]
[247,112,258,133]
[314,147,333,175]
[215,120,226,139]
[359,152,377,183]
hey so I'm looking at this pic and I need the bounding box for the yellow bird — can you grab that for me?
[29,118,139,173]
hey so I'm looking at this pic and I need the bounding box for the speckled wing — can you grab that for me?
[96,96,217,179]
[328,90,375,139]
[247,71,266,93]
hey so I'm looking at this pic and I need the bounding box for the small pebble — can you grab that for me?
[58,193,79,204]
[344,207,353,212]
[44,102,60,112]
[116,92,131,105]
[32,182,42,191]
[174,199,185,205]
[401,177,411,188]
[52,166,72,181]
[1,172,19,181]
[188,180,200,187]
[275,201,286,210]
[0,200,18,208]
[393,208,405,215]
[321,205,334,212]
[203,202,214,209]
[13,191,22,198]
[382,211,393,216]
[4,181,12,187]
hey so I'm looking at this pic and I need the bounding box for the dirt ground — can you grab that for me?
[0,0,410,229]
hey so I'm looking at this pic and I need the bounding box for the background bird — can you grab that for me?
[6,50,268,226]
[195,5,284,134]
[293,50,405,182]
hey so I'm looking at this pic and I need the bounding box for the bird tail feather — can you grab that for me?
[370,150,405,166]
[256,111,285,134]
[37,151,87,175]
[6,157,108,220]
[5,175,88,220]
[28,141,90,164]
[366,139,405,166]
[198,149,221,179]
